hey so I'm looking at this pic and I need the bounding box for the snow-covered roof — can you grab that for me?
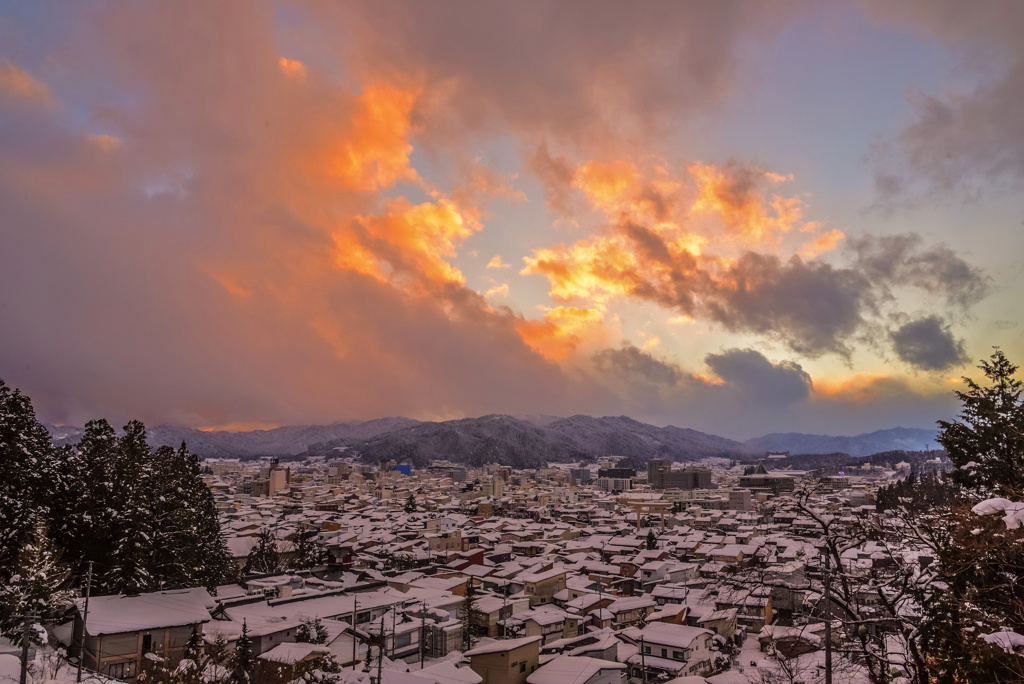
[410,661,483,684]
[464,635,542,656]
[259,642,330,664]
[78,588,214,636]
[526,655,625,684]
[634,622,712,649]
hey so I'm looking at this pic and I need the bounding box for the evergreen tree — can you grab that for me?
[296,617,329,645]
[204,634,231,672]
[230,620,255,683]
[243,528,281,575]
[293,653,341,684]
[150,443,235,589]
[645,529,657,550]
[939,348,1024,498]
[102,420,158,594]
[63,419,122,577]
[460,581,482,651]
[292,530,329,571]
[184,624,204,663]
[919,349,1024,682]
[404,493,416,514]
[0,517,75,641]
[0,380,66,575]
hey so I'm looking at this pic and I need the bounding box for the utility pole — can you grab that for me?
[76,561,93,683]
[376,616,385,684]
[351,596,358,670]
[823,548,832,684]
[20,615,38,684]
[639,635,647,684]
[419,601,427,668]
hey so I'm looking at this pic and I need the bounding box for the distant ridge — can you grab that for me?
[43,417,941,464]
[744,427,940,458]
[306,414,756,468]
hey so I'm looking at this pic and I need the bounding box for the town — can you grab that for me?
[7,448,952,684]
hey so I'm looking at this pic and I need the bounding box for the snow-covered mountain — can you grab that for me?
[44,418,942,463]
[744,427,940,458]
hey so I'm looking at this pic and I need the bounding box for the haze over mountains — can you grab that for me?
[44,415,940,465]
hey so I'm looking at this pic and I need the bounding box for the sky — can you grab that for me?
[0,1,1022,439]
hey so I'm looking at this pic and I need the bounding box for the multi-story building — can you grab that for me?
[647,460,712,490]
[466,636,542,684]
[520,566,567,606]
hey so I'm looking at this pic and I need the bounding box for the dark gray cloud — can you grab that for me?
[863,1,1024,203]
[527,143,578,215]
[592,344,682,387]
[848,233,989,309]
[890,316,968,371]
[324,0,805,149]
[703,254,871,358]
[705,348,813,405]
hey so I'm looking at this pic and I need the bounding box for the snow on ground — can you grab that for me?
[0,649,118,684]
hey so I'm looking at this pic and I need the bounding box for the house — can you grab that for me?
[411,660,484,684]
[519,567,566,606]
[257,642,331,681]
[626,622,716,680]
[465,635,542,684]
[526,655,626,684]
[475,595,530,637]
[606,596,656,629]
[714,587,773,630]
[697,608,738,641]
[74,588,215,681]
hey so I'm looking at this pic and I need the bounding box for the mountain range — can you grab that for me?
[745,427,941,458]
[43,415,941,465]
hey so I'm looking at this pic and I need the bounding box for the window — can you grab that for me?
[141,634,152,654]
[108,661,137,679]
[661,648,667,658]
[644,646,651,654]
[520,663,526,673]
[673,651,684,660]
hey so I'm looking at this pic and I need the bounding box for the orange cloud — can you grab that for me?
[799,228,846,259]
[0,62,53,106]
[485,283,509,298]
[516,306,605,361]
[335,196,477,290]
[572,159,686,225]
[198,421,279,432]
[688,162,806,246]
[521,234,645,304]
[572,159,642,214]
[487,255,510,269]
[810,372,944,404]
[207,270,253,298]
[279,57,307,79]
[325,84,422,191]
[87,134,122,152]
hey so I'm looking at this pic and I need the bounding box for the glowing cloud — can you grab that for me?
[278,57,307,79]
[516,306,605,361]
[485,283,509,298]
[0,62,53,106]
[326,85,422,191]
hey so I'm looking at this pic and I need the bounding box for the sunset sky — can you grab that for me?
[1,1,1022,439]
